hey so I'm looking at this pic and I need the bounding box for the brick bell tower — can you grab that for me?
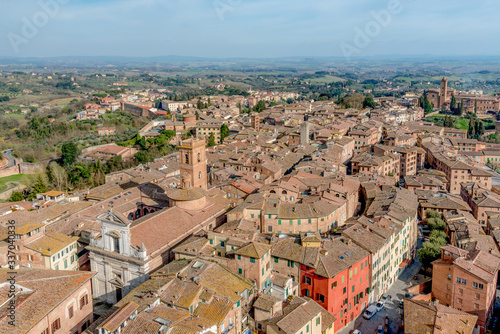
[179,138,208,190]
[439,76,448,108]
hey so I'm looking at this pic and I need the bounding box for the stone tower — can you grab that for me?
[439,76,448,108]
[251,113,260,131]
[300,121,310,145]
[179,138,207,190]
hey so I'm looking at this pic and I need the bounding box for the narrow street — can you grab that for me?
[337,236,425,334]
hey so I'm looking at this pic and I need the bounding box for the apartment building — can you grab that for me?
[431,245,500,334]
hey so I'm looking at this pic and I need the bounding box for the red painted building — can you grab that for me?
[300,238,371,332]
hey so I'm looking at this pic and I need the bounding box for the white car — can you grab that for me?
[363,305,378,319]
[376,301,384,311]
[380,294,389,304]
[352,330,361,334]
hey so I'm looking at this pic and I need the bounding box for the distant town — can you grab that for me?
[1,63,500,334]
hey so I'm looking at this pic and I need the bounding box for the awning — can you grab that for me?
[399,259,409,268]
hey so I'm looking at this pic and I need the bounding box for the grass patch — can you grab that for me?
[2,113,25,119]
[0,174,25,192]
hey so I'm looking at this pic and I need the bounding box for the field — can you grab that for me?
[308,75,345,84]
[0,174,25,192]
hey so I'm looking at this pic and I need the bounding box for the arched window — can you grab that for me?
[197,153,201,162]
[282,190,287,195]
[128,213,134,220]
[143,208,149,215]
[270,190,276,194]
[199,171,202,179]
[185,154,189,164]
[135,209,141,219]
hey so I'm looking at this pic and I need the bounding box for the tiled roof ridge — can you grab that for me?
[17,271,93,284]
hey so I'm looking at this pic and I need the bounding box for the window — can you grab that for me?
[80,294,89,309]
[474,303,479,310]
[238,268,242,274]
[332,281,337,288]
[278,220,281,225]
[343,287,347,294]
[473,282,484,290]
[306,324,309,333]
[305,289,310,297]
[475,293,480,300]
[68,306,74,318]
[458,298,463,304]
[462,279,466,285]
[237,255,241,260]
[342,275,344,283]
[287,260,294,268]
[456,277,461,283]
[64,260,68,269]
[274,257,278,263]
[458,288,463,295]
[316,294,325,303]
[51,319,61,332]
[352,286,355,293]
[316,317,321,326]
[304,276,311,285]
[262,268,264,276]
[448,274,451,280]
[250,257,255,263]
[209,239,213,245]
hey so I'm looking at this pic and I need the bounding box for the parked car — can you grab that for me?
[352,330,361,334]
[380,294,389,304]
[399,300,404,309]
[376,325,384,334]
[376,301,384,311]
[405,293,414,299]
[363,305,378,319]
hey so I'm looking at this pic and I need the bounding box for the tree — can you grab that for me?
[220,123,230,142]
[468,116,476,139]
[9,191,25,202]
[253,100,266,113]
[425,209,441,219]
[418,241,442,271]
[61,142,79,167]
[134,151,151,163]
[27,174,48,200]
[195,110,200,120]
[49,161,68,191]
[475,121,485,138]
[363,96,377,109]
[421,94,433,114]
[427,218,446,231]
[450,95,457,111]
[207,132,217,147]
[443,115,454,127]
[429,230,448,244]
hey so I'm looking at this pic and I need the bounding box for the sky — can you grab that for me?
[0,0,499,58]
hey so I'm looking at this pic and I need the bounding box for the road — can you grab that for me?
[482,165,500,186]
[338,237,424,334]
[2,149,15,168]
